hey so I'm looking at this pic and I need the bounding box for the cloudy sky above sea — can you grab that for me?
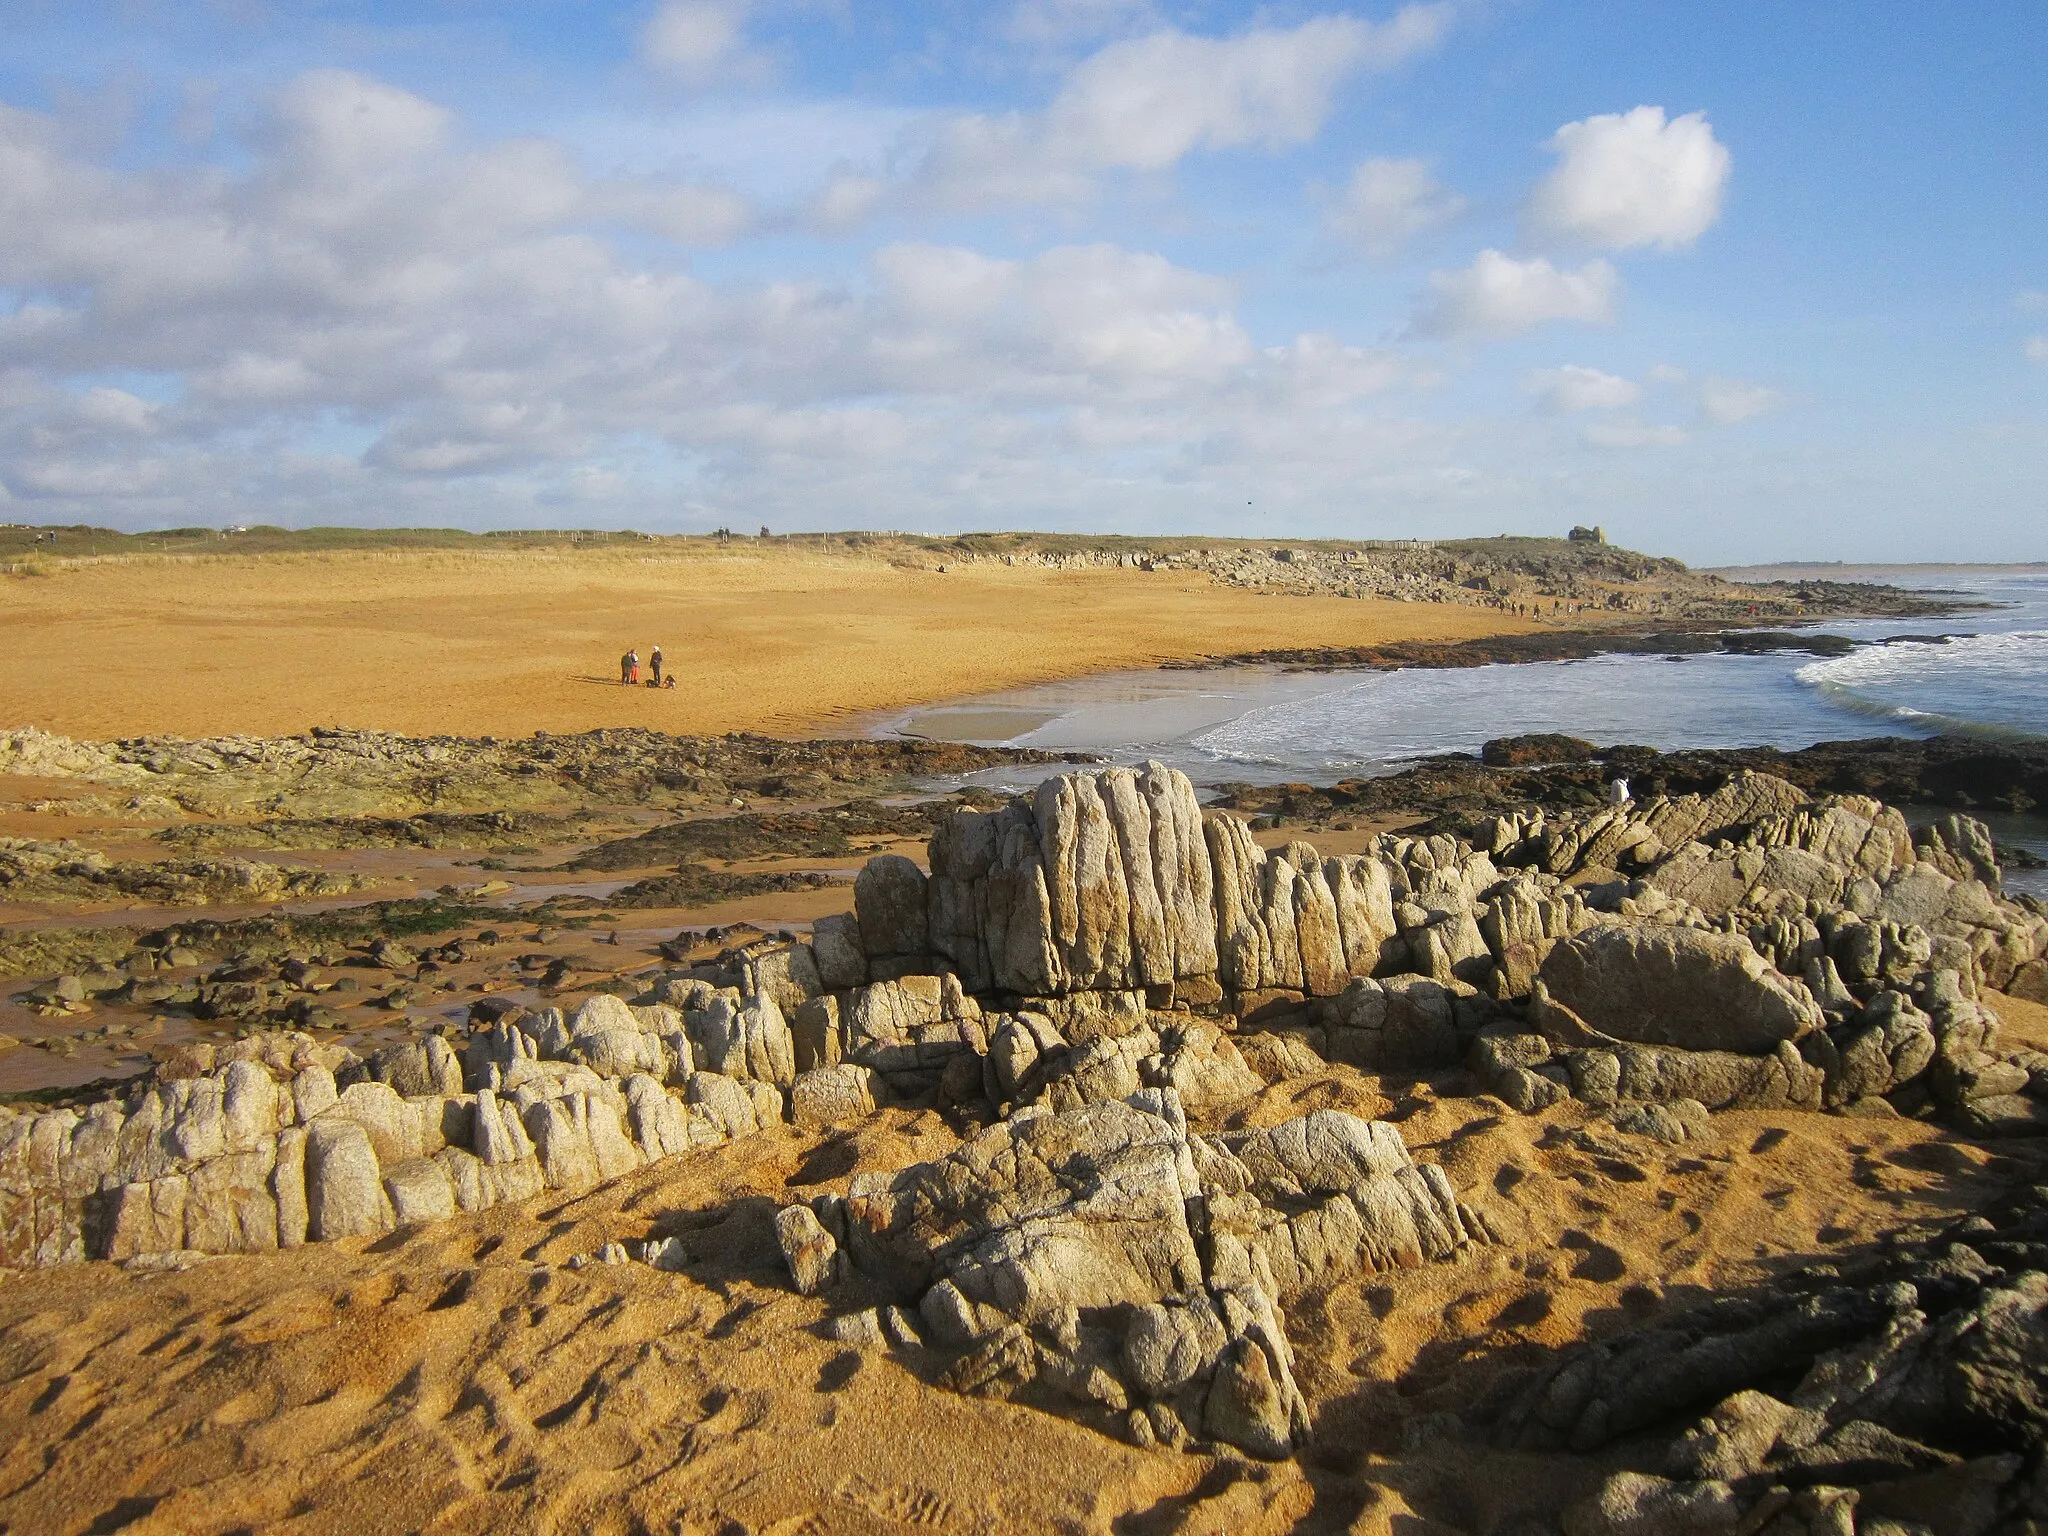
[1,2,2044,561]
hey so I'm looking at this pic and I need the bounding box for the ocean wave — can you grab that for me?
[1794,631,2048,739]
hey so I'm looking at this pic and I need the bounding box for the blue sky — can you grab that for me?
[0,1,2042,562]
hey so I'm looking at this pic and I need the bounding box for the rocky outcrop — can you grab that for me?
[9,762,2048,1281]
[778,1092,1483,1458]
[1536,925,1824,1055]
[925,763,1218,997]
[0,977,798,1268]
[0,837,379,908]
[1498,1190,2048,1536]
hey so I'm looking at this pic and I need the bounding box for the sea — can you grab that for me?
[876,566,2048,895]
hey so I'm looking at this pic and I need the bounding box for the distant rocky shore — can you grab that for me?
[1212,733,2048,840]
[1168,621,1971,675]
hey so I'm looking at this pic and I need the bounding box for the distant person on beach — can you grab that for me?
[650,646,664,687]
[622,648,639,685]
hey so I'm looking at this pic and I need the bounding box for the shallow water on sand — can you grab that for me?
[880,567,2048,890]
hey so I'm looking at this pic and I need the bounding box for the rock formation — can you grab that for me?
[777,1092,1483,1459]
[7,757,2048,1476]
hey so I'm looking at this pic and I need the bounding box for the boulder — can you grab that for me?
[809,912,867,990]
[567,994,671,1080]
[791,994,843,1073]
[748,943,823,1018]
[304,1118,391,1240]
[855,855,929,972]
[384,1158,457,1225]
[790,1064,881,1128]
[1540,924,1822,1055]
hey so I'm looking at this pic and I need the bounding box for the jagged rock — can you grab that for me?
[792,1094,1471,1457]
[1234,1030,1329,1083]
[1121,1294,1229,1398]
[927,763,1217,996]
[1610,1099,1712,1144]
[1203,1336,1296,1461]
[1540,924,1823,1054]
[384,1158,457,1225]
[565,994,676,1080]
[1915,811,2001,884]
[363,1035,465,1098]
[1326,853,1401,977]
[1033,1033,1148,1113]
[1613,1040,1826,1112]
[1145,1022,1263,1108]
[1026,989,1144,1044]
[684,990,794,1085]
[855,855,929,976]
[684,1071,763,1140]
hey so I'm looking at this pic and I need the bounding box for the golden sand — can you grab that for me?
[0,1067,2020,1535]
[0,545,1539,740]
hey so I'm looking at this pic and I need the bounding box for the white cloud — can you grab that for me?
[2017,290,2048,313]
[917,8,1453,210]
[0,75,1454,526]
[810,172,886,231]
[1527,364,1638,413]
[1528,106,1729,252]
[1411,250,1619,337]
[266,68,452,179]
[1583,421,1687,449]
[1646,362,1689,385]
[73,387,161,433]
[1327,156,1465,259]
[587,179,753,245]
[640,0,763,86]
[1698,375,1783,423]
[2026,336,2048,364]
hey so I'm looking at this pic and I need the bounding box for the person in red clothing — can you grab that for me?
[622,648,639,685]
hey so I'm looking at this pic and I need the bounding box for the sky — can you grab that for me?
[0,2,2044,562]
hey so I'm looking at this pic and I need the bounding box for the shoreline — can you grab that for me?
[0,535,1989,744]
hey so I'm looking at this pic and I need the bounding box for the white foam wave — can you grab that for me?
[1794,630,2048,739]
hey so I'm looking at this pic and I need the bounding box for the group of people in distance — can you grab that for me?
[620,646,676,688]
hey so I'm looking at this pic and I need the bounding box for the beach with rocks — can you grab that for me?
[1,538,2044,1536]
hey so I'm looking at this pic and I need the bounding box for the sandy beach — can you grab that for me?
[0,545,1544,741]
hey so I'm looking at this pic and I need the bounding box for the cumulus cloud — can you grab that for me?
[1411,250,1618,337]
[0,74,1433,529]
[2026,336,2048,364]
[1526,364,1638,413]
[1697,376,1782,423]
[640,0,766,86]
[1583,421,1687,449]
[916,8,1453,210]
[1528,106,1729,252]
[1327,156,1465,259]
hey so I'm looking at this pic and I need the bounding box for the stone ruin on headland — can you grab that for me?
[5,762,2048,1474]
